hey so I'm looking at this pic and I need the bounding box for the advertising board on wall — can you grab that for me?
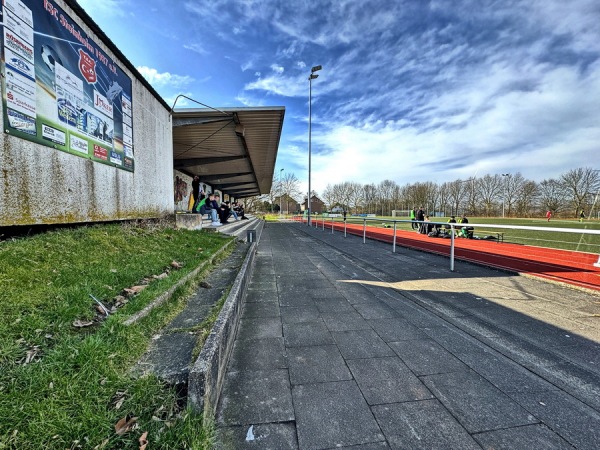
[1,0,135,171]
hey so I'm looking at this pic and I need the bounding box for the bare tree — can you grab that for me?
[348,182,364,213]
[322,184,336,210]
[446,179,469,216]
[514,180,539,217]
[538,179,568,215]
[560,167,600,217]
[363,184,377,214]
[282,172,302,203]
[378,180,397,216]
[478,175,502,217]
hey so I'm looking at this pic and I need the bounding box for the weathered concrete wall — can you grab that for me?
[0,0,173,226]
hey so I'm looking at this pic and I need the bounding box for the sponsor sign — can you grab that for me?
[124,156,134,170]
[4,47,35,79]
[110,150,122,165]
[69,134,88,154]
[4,28,34,63]
[2,0,135,172]
[5,67,36,99]
[3,0,33,29]
[7,109,36,135]
[123,122,132,140]
[6,86,36,117]
[122,111,132,127]
[5,9,34,44]
[121,95,132,117]
[93,90,113,118]
[55,63,83,99]
[42,123,66,145]
[93,143,108,160]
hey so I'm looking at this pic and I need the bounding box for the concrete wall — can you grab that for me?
[0,0,173,226]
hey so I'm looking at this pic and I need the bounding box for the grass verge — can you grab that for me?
[0,221,234,449]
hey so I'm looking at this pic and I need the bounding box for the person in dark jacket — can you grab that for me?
[191,176,201,212]
[416,207,425,233]
[198,194,220,226]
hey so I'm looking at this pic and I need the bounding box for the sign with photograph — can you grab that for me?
[1,0,135,172]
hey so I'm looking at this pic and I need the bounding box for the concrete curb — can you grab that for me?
[123,238,237,326]
[188,220,264,419]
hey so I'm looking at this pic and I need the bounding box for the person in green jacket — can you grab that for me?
[195,194,221,226]
[410,208,416,229]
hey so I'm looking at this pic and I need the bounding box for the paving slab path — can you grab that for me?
[214,222,600,449]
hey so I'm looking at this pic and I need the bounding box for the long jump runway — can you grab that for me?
[304,220,600,291]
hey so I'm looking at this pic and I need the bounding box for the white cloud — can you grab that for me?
[77,0,129,18]
[136,66,195,88]
[270,64,284,74]
[183,43,209,55]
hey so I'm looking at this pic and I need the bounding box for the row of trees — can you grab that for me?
[254,167,599,218]
[319,168,600,218]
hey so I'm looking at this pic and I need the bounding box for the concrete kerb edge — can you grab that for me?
[188,220,264,419]
[122,238,237,326]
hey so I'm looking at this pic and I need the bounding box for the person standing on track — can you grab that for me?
[416,207,425,233]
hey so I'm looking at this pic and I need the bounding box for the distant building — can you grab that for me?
[275,194,300,214]
[303,195,325,214]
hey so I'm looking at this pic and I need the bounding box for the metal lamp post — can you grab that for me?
[308,64,321,225]
[502,173,509,218]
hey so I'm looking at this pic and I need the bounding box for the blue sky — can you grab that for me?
[78,0,600,195]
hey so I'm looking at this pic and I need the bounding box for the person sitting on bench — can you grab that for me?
[459,215,474,238]
[196,194,221,226]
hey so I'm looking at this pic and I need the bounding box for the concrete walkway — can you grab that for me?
[215,222,600,449]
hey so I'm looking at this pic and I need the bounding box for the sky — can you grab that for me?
[77,0,600,196]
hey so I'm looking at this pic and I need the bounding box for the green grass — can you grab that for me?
[0,222,234,449]
[322,216,600,253]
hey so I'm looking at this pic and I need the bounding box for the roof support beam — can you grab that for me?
[227,189,258,196]
[197,172,253,181]
[173,117,232,127]
[211,182,255,188]
[174,155,246,168]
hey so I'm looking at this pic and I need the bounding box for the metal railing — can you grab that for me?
[298,216,600,272]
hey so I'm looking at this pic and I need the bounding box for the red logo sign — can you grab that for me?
[93,144,108,160]
[78,49,97,84]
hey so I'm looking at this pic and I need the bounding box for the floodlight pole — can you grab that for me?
[502,173,510,218]
[308,65,321,226]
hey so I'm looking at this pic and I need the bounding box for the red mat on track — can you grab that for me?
[301,219,600,291]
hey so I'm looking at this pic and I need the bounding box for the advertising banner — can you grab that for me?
[1,0,135,172]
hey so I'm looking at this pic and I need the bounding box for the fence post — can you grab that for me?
[363,219,366,244]
[344,220,347,238]
[393,222,397,253]
[450,225,455,271]
[332,219,334,234]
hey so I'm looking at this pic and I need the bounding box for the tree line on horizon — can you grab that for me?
[319,167,600,218]
[252,167,600,218]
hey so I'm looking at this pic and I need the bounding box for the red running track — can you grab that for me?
[299,219,600,291]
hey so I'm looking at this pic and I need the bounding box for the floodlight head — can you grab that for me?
[309,74,319,80]
[311,65,322,73]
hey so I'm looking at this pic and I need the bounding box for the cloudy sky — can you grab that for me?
[78,0,600,195]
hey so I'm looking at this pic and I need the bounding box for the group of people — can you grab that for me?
[410,207,473,238]
[191,176,247,226]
